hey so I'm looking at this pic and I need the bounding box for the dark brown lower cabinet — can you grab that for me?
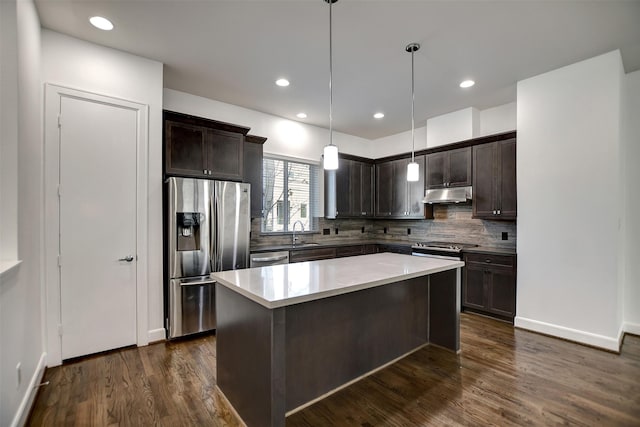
[289,247,337,263]
[287,243,403,263]
[335,245,365,258]
[376,244,412,255]
[463,252,516,321]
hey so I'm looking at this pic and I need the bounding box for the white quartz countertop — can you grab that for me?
[211,253,464,309]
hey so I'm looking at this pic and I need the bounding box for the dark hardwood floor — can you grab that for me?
[28,313,640,426]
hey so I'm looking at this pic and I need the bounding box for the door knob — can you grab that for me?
[118,255,134,262]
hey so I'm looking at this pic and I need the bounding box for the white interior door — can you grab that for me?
[59,95,138,360]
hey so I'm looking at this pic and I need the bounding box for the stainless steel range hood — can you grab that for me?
[422,186,472,204]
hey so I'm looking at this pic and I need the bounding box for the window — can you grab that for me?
[262,157,319,233]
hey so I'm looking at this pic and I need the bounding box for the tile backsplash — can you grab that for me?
[251,203,516,249]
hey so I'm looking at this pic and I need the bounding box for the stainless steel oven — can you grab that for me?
[411,241,478,260]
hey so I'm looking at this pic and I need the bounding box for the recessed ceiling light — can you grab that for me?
[459,80,475,88]
[89,16,114,31]
[373,112,385,119]
[296,113,307,119]
[275,78,290,87]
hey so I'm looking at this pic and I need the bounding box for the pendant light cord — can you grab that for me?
[411,46,415,162]
[329,0,333,146]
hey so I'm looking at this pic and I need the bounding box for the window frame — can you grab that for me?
[261,156,319,234]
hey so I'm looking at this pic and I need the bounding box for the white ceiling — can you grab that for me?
[35,0,640,140]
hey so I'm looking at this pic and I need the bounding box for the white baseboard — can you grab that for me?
[514,316,621,352]
[11,352,47,427]
[147,328,166,343]
[624,322,640,336]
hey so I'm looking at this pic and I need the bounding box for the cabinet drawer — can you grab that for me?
[464,253,515,268]
[289,247,336,263]
[335,245,365,258]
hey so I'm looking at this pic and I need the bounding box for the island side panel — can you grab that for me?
[216,284,286,427]
[284,277,429,412]
[428,268,460,352]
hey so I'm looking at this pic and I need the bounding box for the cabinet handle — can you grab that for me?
[485,259,492,263]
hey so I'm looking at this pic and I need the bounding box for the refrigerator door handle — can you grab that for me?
[210,183,218,272]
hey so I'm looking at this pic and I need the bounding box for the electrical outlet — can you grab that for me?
[323,228,330,235]
[361,227,365,233]
[335,228,339,235]
[502,232,508,240]
[383,227,387,234]
[16,363,21,388]
[407,228,411,235]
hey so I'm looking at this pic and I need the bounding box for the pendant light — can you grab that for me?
[323,0,339,170]
[406,42,420,182]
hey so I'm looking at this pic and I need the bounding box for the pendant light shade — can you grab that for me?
[323,144,339,170]
[406,42,420,182]
[407,161,420,181]
[323,0,339,170]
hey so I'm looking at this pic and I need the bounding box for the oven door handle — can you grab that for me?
[411,252,461,261]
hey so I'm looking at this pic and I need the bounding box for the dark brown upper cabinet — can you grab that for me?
[352,160,375,217]
[244,135,266,218]
[375,156,430,219]
[472,138,516,220]
[325,155,374,218]
[164,110,249,181]
[426,147,472,189]
[374,160,393,218]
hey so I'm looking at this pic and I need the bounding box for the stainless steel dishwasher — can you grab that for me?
[250,251,289,267]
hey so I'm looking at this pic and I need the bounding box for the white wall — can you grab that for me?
[515,51,625,351]
[164,89,371,162]
[426,107,479,148]
[367,102,515,159]
[41,30,166,341]
[0,0,47,425]
[480,102,516,136]
[0,0,19,262]
[363,125,427,159]
[623,70,640,334]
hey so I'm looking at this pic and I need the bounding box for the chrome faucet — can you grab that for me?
[292,220,305,246]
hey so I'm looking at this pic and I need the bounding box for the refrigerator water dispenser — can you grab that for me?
[176,212,201,251]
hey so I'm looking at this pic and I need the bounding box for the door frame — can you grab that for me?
[43,84,149,366]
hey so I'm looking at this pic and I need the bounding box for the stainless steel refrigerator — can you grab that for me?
[166,177,250,339]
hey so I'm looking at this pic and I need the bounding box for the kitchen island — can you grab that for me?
[212,253,464,427]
